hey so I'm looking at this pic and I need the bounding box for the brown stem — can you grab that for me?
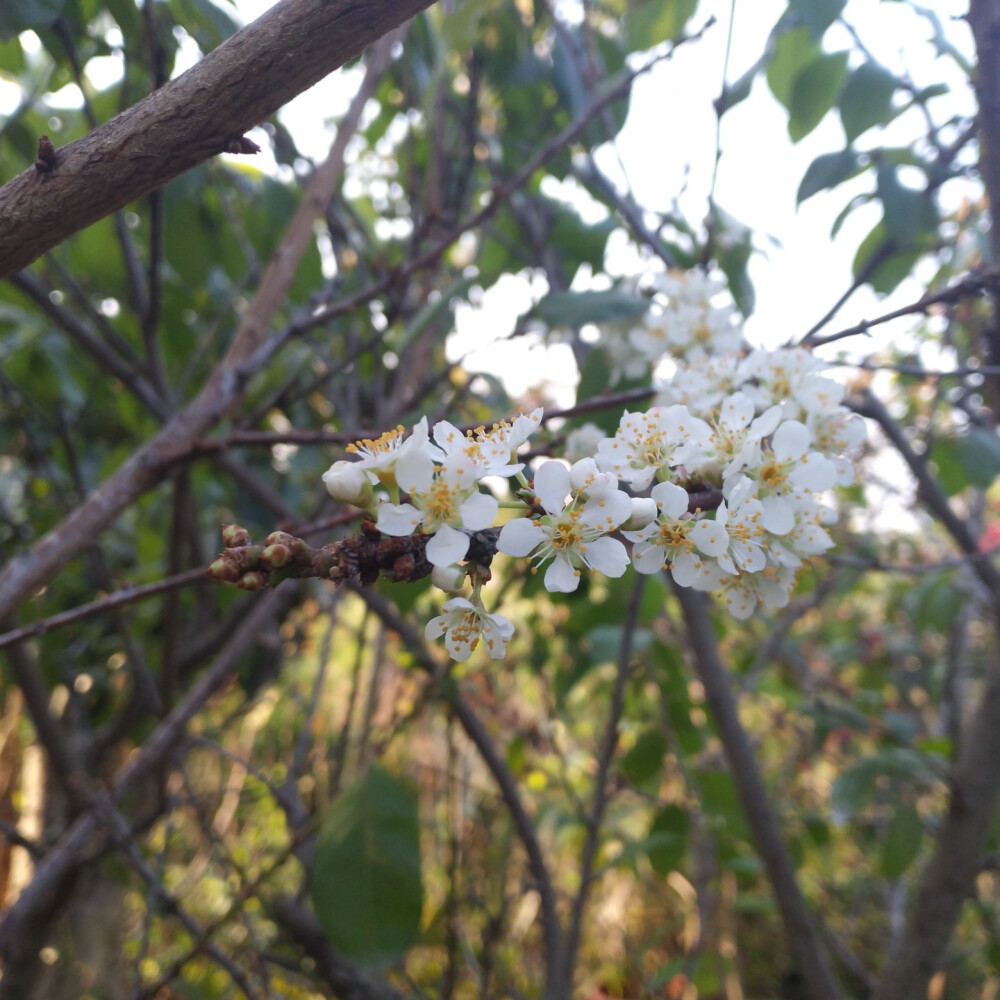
[674,585,842,1000]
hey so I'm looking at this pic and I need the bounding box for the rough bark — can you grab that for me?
[968,0,1000,411]
[0,0,435,278]
[870,10,1000,991]
[875,663,1000,1000]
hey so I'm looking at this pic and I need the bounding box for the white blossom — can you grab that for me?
[345,417,437,487]
[714,476,767,575]
[726,420,838,534]
[626,481,728,582]
[498,460,631,592]
[425,598,515,660]
[432,408,543,478]
[596,405,713,490]
[322,460,374,508]
[377,450,498,567]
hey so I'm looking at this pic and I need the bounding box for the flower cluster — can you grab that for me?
[322,268,865,658]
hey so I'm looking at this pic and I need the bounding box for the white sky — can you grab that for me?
[1,0,978,403]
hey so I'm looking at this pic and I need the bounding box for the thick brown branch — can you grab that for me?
[0,0,434,278]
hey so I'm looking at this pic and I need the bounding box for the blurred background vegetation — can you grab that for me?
[1,1,999,998]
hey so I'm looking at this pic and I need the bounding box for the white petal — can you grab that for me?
[582,535,629,577]
[720,392,754,431]
[322,460,370,504]
[441,596,476,612]
[772,420,810,460]
[432,564,466,592]
[497,518,546,556]
[726,584,757,619]
[622,497,658,531]
[440,451,479,488]
[651,480,689,519]
[760,496,795,536]
[790,454,838,492]
[632,543,668,574]
[377,502,423,536]
[432,419,466,453]
[395,448,435,493]
[533,461,571,514]
[691,518,728,556]
[425,615,448,640]
[445,632,475,661]
[670,551,699,587]
[749,404,782,439]
[459,490,499,530]
[733,541,766,573]
[544,555,581,592]
[581,490,632,532]
[426,525,471,566]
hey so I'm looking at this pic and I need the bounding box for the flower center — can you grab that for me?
[421,477,460,525]
[551,511,584,549]
[347,425,405,458]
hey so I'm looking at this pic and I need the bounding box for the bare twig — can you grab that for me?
[0,568,207,651]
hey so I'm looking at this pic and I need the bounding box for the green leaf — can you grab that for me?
[718,240,755,316]
[788,0,845,38]
[931,427,1000,493]
[880,804,923,879]
[839,62,898,142]
[169,0,241,50]
[0,37,24,76]
[626,0,699,50]
[311,765,423,966]
[715,59,760,116]
[646,804,689,875]
[797,149,864,203]
[851,220,919,295]
[876,164,937,246]
[441,0,501,51]
[0,0,67,40]
[831,749,944,820]
[788,51,849,142]
[621,728,668,786]
[698,769,749,841]
[535,289,649,328]
[766,26,819,110]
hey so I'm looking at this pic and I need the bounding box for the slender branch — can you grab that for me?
[853,390,1000,596]
[801,268,1000,348]
[674,585,842,1000]
[556,575,645,998]
[0,568,207,651]
[269,895,410,1000]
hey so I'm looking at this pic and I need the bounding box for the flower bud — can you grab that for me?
[262,543,291,568]
[322,460,374,510]
[621,497,658,531]
[208,557,242,583]
[432,563,467,593]
[221,523,250,548]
